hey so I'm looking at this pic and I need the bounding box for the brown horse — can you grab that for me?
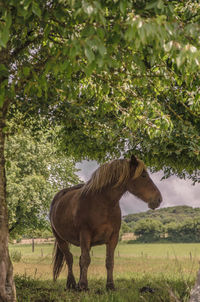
[50,155,162,291]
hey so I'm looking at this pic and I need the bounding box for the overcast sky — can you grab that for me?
[76,161,200,216]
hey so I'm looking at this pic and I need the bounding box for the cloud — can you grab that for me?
[76,161,98,181]
[76,161,200,216]
[152,172,200,208]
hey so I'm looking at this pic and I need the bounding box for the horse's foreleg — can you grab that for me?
[78,231,91,291]
[106,233,118,290]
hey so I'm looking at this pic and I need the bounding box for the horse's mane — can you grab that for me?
[81,158,145,196]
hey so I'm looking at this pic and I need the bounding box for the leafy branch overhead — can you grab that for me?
[0,0,200,181]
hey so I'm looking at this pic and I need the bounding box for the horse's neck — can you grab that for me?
[103,186,126,204]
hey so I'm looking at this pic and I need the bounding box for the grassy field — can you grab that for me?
[10,242,200,301]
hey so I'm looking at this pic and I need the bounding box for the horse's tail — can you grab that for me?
[52,240,65,281]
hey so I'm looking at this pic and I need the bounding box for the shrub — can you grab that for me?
[10,250,22,262]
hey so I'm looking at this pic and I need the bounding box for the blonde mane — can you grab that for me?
[81,158,145,196]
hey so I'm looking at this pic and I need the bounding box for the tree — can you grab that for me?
[165,222,181,242]
[166,218,200,243]
[119,221,132,241]
[134,218,165,242]
[1,1,200,300]
[6,113,80,239]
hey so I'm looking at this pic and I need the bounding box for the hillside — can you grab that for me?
[123,206,200,225]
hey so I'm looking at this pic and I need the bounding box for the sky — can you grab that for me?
[76,160,200,216]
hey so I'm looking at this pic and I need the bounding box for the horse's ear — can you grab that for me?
[130,155,138,167]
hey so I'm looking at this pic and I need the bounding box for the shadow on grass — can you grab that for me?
[15,274,194,302]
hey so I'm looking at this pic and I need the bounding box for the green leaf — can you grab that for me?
[81,26,95,38]
[97,28,105,39]
[23,67,30,77]
[164,41,173,52]
[82,1,94,15]
[120,1,127,14]
[0,64,8,77]
[157,0,164,10]
[95,38,107,56]
[37,86,42,97]
[32,2,41,18]
[0,26,10,47]
[145,1,158,10]
[84,46,95,63]
[5,12,12,29]
[0,87,5,108]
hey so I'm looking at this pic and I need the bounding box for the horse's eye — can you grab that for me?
[141,172,147,178]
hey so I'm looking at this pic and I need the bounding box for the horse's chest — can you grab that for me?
[91,224,114,246]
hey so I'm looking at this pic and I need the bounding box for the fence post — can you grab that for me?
[32,238,35,253]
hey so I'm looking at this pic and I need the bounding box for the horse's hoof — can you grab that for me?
[66,283,77,291]
[66,276,77,291]
[65,286,77,292]
[106,284,115,291]
[77,287,89,292]
[77,283,89,292]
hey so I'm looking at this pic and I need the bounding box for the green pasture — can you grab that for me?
[10,242,200,260]
[9,242,200,278]
[10,243,200,301]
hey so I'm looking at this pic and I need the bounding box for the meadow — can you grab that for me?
[10,242,200,302]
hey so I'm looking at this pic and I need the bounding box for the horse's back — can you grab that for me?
[50,184,84,218]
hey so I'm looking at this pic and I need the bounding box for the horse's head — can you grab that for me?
[127,155,162,210]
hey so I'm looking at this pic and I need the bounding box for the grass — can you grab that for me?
[14,274,193,302]
[9,242,200,301]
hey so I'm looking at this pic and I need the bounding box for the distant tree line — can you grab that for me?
[121,206,200,243]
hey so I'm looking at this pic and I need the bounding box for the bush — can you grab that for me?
[10,250,22,262]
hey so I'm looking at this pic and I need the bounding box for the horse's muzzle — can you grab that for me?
[148,195,162,210]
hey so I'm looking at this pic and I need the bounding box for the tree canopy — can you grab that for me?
[6,112,80,238]
[1,1,200,300]
[1,0,200,181]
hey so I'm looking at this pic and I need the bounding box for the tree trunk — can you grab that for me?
[189,270,200,302]
[0,102,16,302]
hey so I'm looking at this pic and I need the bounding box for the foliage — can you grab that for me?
[167,219,200,243]
[123,206,200,243]
[10,250,22,263]
[119,221,132,241]
[5,113,80,238]
[0,1,200,181]
[133,218,164,242]
[124,206,200,224]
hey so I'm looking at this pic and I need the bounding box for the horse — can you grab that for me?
[50,155,162,291]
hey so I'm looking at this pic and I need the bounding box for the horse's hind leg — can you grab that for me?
[57,239,76,290]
